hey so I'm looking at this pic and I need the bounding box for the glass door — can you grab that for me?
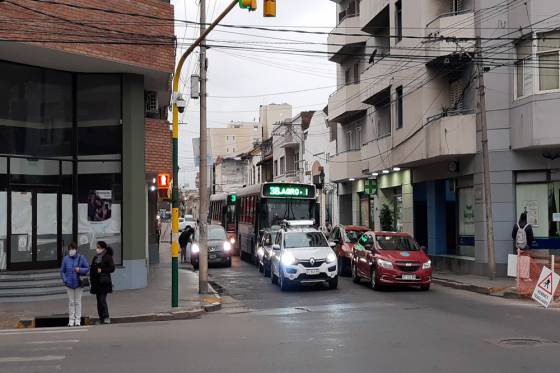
[8,188,60,270]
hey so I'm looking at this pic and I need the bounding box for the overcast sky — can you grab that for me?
[172,0,337,186]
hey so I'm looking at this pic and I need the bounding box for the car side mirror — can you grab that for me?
[272,244,281,251]
[329,242,336,248]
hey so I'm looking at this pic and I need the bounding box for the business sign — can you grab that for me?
[263,184,315,199]
[531,266,560,308]
[364,179,377,196]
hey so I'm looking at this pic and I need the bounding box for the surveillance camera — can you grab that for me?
[176,97,186,114]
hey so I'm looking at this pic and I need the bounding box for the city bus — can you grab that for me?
[209,193,238,251]
[236,182,317,262]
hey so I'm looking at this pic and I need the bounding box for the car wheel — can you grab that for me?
[351,263,360,283]
[370,268,381,290]
[279,269,291,291]
[226,257,232,268]
[328,276,338,290]
[421,284,430,291]
[271,268,278,284]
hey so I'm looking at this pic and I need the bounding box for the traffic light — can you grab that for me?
[239,0,256,11]
[263,0,276,17]
[157,173,171,200]
[228,194,237,204]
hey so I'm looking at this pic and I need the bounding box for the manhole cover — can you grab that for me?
[497,338,555,347]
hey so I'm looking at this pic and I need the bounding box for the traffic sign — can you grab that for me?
[532,266,560,308]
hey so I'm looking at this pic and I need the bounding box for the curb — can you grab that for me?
[432,277,523,299]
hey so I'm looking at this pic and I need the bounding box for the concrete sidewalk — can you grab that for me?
[433,271,520,298]
[0,243,220,329]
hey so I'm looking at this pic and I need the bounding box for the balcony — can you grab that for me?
[361,63,393,106]
[329,150,362,182]
[328,82,368,123]
[511,96,560,149]
[360,0,389,33]
[328,15,368,63]
[425,11,476,61]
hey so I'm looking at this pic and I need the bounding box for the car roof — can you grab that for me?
[282,227,321,233]
[342,225,368,231]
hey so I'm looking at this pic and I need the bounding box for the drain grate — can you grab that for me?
[497,338,556,347]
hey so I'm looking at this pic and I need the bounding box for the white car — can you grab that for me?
[270,222,338,291]
[179,217,196,232]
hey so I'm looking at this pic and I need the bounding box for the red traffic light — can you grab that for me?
[157,173,171,189]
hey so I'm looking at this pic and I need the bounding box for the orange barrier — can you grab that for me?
[516,249,560,301]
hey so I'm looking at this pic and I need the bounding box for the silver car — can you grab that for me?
[190,225,232,270]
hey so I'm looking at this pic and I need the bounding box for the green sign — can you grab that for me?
[263,184,315,198]
[364,179,378,196]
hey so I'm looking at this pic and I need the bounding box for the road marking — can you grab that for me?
[24,347,74,352]
[27,340,80,345]
[0,329,88,336]
[0,355,65,363]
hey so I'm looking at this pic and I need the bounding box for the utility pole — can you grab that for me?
[476,40,496,280]
[198,0,209,294]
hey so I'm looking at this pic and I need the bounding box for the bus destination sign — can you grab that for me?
[264,184,315,198]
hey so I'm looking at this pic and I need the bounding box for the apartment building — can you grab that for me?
[328,0,560,276]
[0,0,174,290]
[208,121,260,160]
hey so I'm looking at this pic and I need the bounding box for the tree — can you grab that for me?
[380,204,394,232]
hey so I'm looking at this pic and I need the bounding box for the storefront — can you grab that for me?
[0,61,124,272]
[515,171,560,250]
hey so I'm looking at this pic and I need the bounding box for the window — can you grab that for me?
[395,1,402,43]
[345,68,351,85]
[294,152,300,171]
[355,127,362,148]
[396,86,404,129]
[280,156,285,174]
[353,63,360,84]
[274,160,278,176]
[346,130,354,151]
[451,0,464,13]
[538,31,560,91]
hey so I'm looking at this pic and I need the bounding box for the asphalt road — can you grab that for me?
[1,257,559,373]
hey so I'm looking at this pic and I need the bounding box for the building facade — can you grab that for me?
[0,0,174,289]
[328,0,560,276]
[207,121,260,159]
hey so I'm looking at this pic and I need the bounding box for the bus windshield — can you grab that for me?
[266,199,314,227]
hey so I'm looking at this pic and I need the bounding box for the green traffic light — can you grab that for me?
[230,194,237,203]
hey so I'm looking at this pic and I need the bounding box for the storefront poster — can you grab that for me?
[524,200,539,227]
[87,190,112,222]
[459,188,475,237]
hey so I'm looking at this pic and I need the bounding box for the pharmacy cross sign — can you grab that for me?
[364,179,378,196]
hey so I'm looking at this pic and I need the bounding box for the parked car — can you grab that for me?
[256,228,280,277]
[270,220,338,291]
[190,225,232,270]
[329,225,368,276]
[351,231,432,291]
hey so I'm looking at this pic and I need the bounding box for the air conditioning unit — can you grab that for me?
[145,91,158,114]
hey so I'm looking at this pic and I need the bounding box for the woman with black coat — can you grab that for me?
[90,241,115,324]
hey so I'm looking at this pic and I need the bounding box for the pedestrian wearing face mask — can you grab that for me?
[60,242,89,327]
[89,241,115,324]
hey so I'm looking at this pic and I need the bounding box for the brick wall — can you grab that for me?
[145,118,172,174]
[0,0,175,73]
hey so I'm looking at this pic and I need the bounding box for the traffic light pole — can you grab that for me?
[171,0,239,306]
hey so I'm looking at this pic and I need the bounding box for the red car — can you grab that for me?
[329,225,369,276]
[351,231,432,290]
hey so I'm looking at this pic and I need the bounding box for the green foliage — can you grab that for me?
[380,204,394,232]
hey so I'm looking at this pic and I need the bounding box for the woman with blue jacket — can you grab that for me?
[60,242,89,327]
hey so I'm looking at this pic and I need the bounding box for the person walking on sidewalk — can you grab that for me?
[512,212,535,253]
[60,242,89,327]
[179,225,194,263]
[90,241,115,325]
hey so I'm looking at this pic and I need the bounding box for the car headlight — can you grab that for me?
[281,252,297,266]
[422,260,431,270]
[229,237,236,244]
[376,258,393,269]
[223,241,232,252]
[326,253,337,264]
[191,243,200,254]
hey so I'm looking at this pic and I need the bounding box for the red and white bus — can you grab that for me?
[209,193,238,251]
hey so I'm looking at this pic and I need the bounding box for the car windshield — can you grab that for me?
[375,235,419,251]
[344,230,363,243]
[284,232,328,249]
[208,227,227,241]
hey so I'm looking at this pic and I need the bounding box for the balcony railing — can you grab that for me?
[426,108,474,125]
[338,1,360,24]
[426,9,473,29]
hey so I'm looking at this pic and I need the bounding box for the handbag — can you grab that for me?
[79,275,90,288]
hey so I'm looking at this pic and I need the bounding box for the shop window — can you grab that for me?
[77,74,121,156]
[458,188,475,237]
[516,182,560,239]
[77,161,122,265]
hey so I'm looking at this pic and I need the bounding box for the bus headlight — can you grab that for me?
[229,237,236,244]
[223,241,232,252]
[191,243,200,254]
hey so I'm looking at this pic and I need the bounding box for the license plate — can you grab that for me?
[402,274,416,280]
[307,269,320,275]
[209,254,217,260]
